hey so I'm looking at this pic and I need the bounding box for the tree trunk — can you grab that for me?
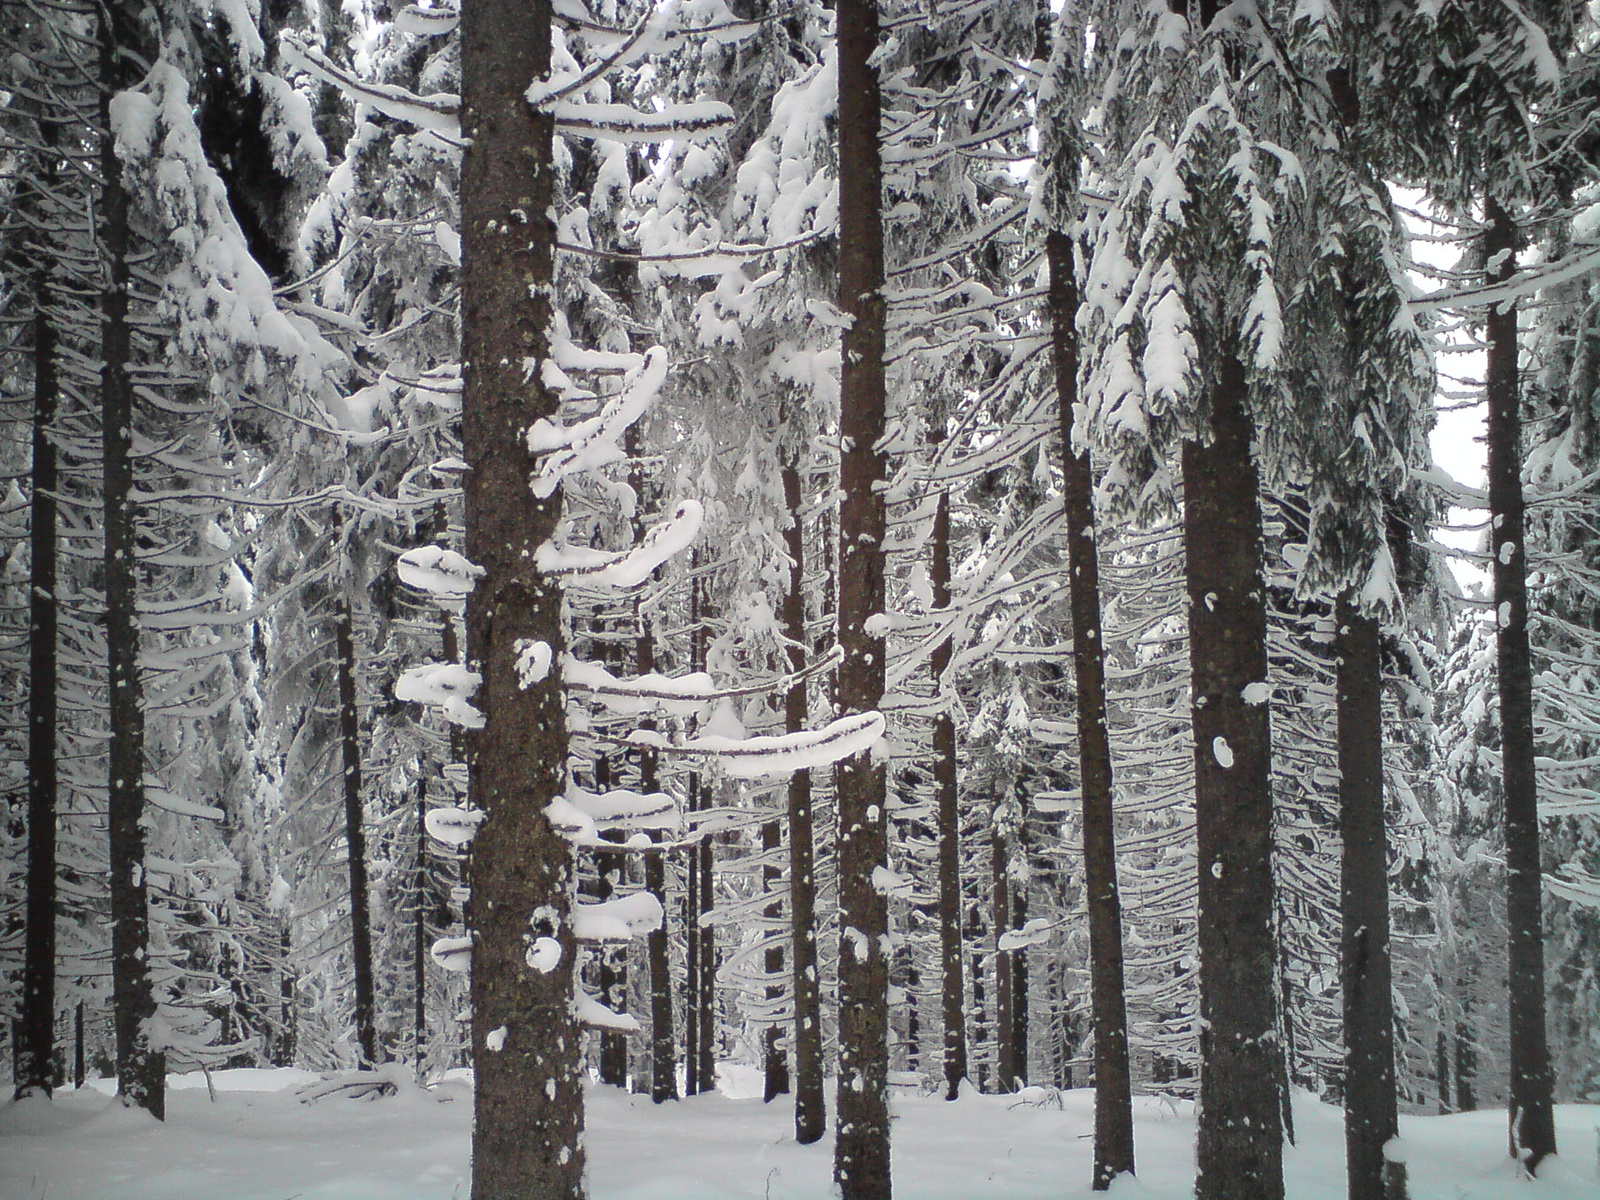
[930,483,967,1102]
[100,6,163,1120]
[1182,345,1281,1200]
[1336,598,1407,1200]
[782,459,826,1140]
[333,587,378,1067]
[992,817,1016,1092]
[414,777,428,1070]
[637,621,678,1103]
[460,0,584,1189]
[691,589,716,1094]
[18,274,58,1102]
[685,574,704,1097]
[835,1,891,1193]
[1483,201,1557,1174]
[1047,227,1134,1185]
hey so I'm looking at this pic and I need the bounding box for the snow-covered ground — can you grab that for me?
[2,1067,1595,1199]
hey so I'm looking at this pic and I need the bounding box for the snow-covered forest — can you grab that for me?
[1,0,1598,1197]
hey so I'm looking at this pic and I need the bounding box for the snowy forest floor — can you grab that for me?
[2,1068,1596,1200]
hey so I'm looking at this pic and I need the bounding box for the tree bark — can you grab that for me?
[834,1,891,1194]
[992,817,1016,1092]
[1336,598,1407,1200]
[930,482,967,1102]
[1047,227,1134,1185]
[637,620,678,1103]
[1182,345,1281,1200]
[782,459,826,1140]
[17,273,58,1102]
[461,0,584,1189]
[333,586,378,1067]
[100,5,163,1120]
[414,777,428,1070]
[1483,201,1557,1174]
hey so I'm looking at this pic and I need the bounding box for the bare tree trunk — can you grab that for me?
[834,1,891,1193]
[1183,345,1281,1200]
[1046,227,1135,1184]
[100,4,163,1120]
[414,777,428,1070]
[685,575,703,1097]
[782,459,826,1140]
[992,817,1016,1092]
[333,587,378,1067]
[691,590,715,1093]
[460,0,584,1189]
[18,274,58,1102]
[637,620,677,1103]
[1336,598,1407,1200]
[685,769,701,1095]
[761,811,788,1101]
[930,482,967,1102]
[1483,201,1557,1173]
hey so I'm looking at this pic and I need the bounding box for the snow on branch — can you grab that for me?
[394,662,484,728]
[524,4,671,108]
[1547,866,1600,909]
[562,642,842,716]
[280,34,462,143]
[576,990,641,1031]
[395,545,483,603]
[537,499,704,588]
[548,99,732,144]
[613,711,887,779]
[393,4,458,35]
[1409,240,1600,314]
[530,346,668,495]
[573,891,663,940]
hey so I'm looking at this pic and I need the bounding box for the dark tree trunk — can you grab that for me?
[100,6,163,1120]
[761,811,788,1101]
[992,818,1016,1092]
[1047,227,1134,1186]
[1182,346,1281,1200]
[333,588,378,1067]
[685,766,702,1096]
[594,756,628,1086]
[684,576,704,1097]
[1483,201,1557,1174]
[637,621,677,1103]
[697,820,715,1093]
[782,459,826,1140]
[460,0,584,1189]
[1010,832,1028,1090]
[1453,1013,1476,1113]
[835,1,891,1193]
[414,777,428,1070]
[1336,598,1407,1200]
[278,923,296,1066]
[18,275,59,1102]
[930,483,967,1102]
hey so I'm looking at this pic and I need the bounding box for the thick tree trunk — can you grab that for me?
[1182,346,1282,1200]
[1336,598,1407,1200]
[1483,201,1557,1174]
[100,7,163,1120]
[460,0,584,1190]
[1047,227,1134,1185]
[333,588,378,1067]
[18,276,59,1102]
[834,1,891,1194]
[782,459,826,1140]
[930,483,967,1102]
